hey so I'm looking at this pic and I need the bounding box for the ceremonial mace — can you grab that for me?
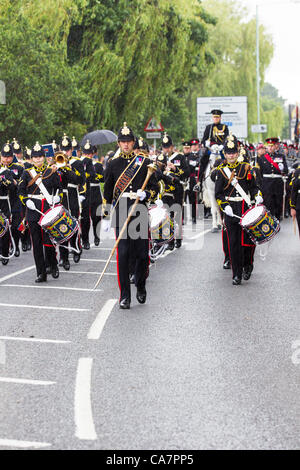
[93,163,157,290]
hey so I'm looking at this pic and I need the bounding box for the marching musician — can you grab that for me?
[0,143,17,265]
[257,137,288,220]
[290,163,300,234]
[161,132,190,248]
[81,140,96,250]
[185,140,199,224]
[215,134,263,285]
[90,145,104,246]
[19,142,63,282]
[60,134,86,263]
[1,141,24,257]
[102,122,158,309]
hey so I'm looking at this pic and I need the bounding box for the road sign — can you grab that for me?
[251,124,267,133]
[0,81,6,104]
[146,132,161,139]
[144,117,164,132]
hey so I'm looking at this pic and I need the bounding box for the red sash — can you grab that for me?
[264,153,280,172]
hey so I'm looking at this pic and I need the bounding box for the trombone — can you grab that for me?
[54,151,70,169]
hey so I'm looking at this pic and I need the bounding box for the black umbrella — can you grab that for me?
[80,129,117,146]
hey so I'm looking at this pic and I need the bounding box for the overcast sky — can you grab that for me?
[237,0,300,105]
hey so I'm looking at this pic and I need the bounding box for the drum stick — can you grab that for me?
[93,163,157,290]
[27,201,44,216]
[293,217,297,235]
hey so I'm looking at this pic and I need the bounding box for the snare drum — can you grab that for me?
[39,205,79,244]
[149,205,174,246]
[0,212,9,238]
[240,204,280,245]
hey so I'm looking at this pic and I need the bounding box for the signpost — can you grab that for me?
[251,124,267,133]
[144,117,164,151]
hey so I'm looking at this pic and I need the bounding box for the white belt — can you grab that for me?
[163,193,174,198]
[298,190,300,194]
[90,183,100,187]
[263,174,282,179]
[122,191,137,199]
[28,195,45,200]
[0,196,9,200]
[67,183,77,189]
[63,189,68,194]
[226,196,244,202]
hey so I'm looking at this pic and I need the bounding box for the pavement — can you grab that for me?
[0,214,299,450]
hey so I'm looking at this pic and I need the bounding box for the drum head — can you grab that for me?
[241,205,264,227]
[149,206,167,228]
[40,205,62,226]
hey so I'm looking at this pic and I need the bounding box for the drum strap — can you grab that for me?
[112,155,145,209]
[223,167,251,206]
[28,169,53,205]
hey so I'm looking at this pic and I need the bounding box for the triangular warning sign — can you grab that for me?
[144,117,164,132]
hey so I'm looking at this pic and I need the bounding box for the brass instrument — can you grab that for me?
[54,151,69,169]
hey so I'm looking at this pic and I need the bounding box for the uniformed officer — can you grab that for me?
[81,140,96,249]
[102,122,158,309]
[19,142,62,282]
[185,140,199,224]
[215,134,263,285]
[257,137,288,220]
[90,145,104,246]
[290,164,300,234]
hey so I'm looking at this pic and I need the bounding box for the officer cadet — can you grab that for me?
[199,109,229,185]
[161,132,190,248]
[60,134,86,263]
[90,145,104,246]
[102,122,158,309]
[12,139,24,166]
[19,142,62,282]
[257,137,288,220]
[184,140,199,224]
[80,140,96,249]
[1,141,24,257]
[215,134,263,285]
[290,164,300,233]
[23,147,33,169]
[0,143,17,265]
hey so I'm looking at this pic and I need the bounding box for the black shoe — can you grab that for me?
[14,247,20,257]
[167,241,174,251]
[94,237,100,246]
[223,260,231,270]
[129,274,135,284]
[35,273,47,283]
[175,239,182,249]
[59,259,64,267]
[73,253,81,263]
[119,298,130,309]
[243,265,253,281]
[46,266,51,275]
[27,241,31,251]
[204,214,209,219]
[1,258,9,266]
[192,218,196,224]
[62,260,70,271]
[22,243,27,252]
[136,288,147,304]
[83,242,90,250]
[51,266,59,279]
[232,276,242,285]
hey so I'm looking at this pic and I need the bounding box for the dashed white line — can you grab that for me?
[0,303,90,312]
[0,284,102,292]
[188,228,213,240]
[74,358,97,440]
[87,299,118,340]
[0,377,55,385]
[80,259,117,263]
[0,336,71,344]
[61,271,116,276]
[0,265,35,284]
[0,438,52,449]
[0,340,5,365]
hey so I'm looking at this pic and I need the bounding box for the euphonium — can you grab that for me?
[54,151,69,169]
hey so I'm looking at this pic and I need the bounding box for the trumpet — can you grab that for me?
[54,152,69,169]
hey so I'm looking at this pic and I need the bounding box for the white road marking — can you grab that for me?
[0,284,101,292]
[87,299,118,340]
[0,438,52,449]
[61,271,116,276]
[74,358,97,440]
[0,340,5,365]
[89,247,113,251]
[0,336,71,344]
[80,259,116,263]
[0,303,90,312]
[189,228,213,240]
[0,265,35,284]
[0,377,55,385]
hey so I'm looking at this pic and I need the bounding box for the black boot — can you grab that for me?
[232,276,242,285]
[35,273,47,283]
[119,298,130,309]
[51,266,59,279]
[243,265,253,281]
[94,237,100,246]
[136,287,147,304]
[62,260,70,271]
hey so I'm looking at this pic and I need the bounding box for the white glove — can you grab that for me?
[53,195,60,204]
[101,218,111,232]
[255,195,263,205]
[137,189,146,201]
[205,139,210,148]
[155,199,163,208]
[278,163,284,171]
[26,199,36,210]
[190,160,197,167]
[224,205,234,217]
[79,195,85,203]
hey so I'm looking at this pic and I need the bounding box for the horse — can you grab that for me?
[202,144,223,232]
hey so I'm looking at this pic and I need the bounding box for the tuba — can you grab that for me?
[54,151,69,169]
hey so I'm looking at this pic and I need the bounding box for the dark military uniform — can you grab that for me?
[290,167,300,233]
[90,156,104,245]
[19,144,63,281]
[104,124,158,307]
[215,135,261,284]
[185,148,200,223]
[80,141,96,249]
[0,165,15,264]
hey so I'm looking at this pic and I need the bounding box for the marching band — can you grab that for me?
[0,113,299,307]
